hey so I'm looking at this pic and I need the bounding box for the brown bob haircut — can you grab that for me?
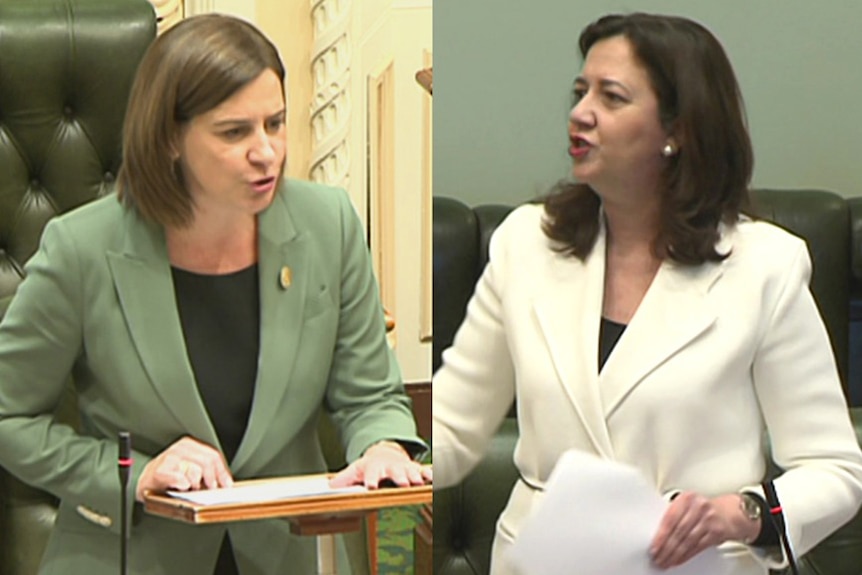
[117,14,286,227]
[543,13,753,265]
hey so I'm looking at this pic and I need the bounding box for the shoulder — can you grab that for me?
[725,218,808,266]
[720,218,811,288]
[268,178,355,231]
[43,194,126,245]
[277,178,352,213]
[491,202,547,247]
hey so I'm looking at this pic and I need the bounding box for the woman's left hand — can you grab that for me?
[328,440,432,489]
[649,492,744,569]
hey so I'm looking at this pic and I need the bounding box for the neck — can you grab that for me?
[602,194,661,257]
[166,215,258,274]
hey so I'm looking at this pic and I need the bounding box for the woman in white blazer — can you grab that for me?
[433,12,862,575]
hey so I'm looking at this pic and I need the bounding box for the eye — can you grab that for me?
[266,117,285,133]
[221,127,246,140]
[572,87,587,104]
[603,91,628,104]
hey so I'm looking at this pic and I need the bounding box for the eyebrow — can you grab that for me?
[573,77,629,93]
[212,109,286,127]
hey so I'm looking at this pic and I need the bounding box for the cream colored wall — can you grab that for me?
[349,2,432,382]
[255,1,313,180]
[389,4,432,382]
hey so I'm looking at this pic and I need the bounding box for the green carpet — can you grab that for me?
[376,505,422,575]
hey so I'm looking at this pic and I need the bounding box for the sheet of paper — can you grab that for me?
[508,450,731,575]
[167,477,366,506]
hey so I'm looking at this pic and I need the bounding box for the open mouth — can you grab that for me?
[250,176,277,193]
[571,136,590,149]
[569,136,592,157]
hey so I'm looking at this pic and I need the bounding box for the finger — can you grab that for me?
[363,464,387,489]
[218,465,234,489]
[329,463,362,488]
[664,527,711,568]
[421,466,433,484]
[170,441,231,489]
[651,496,696,565]
[155,468,192,492]
[650,496,687,555]
[183,461,204,490]
[660,527,699,568]
[655,498,713,568]
[195,457,223,490]
[405,465,427,486]
[381,466,411,488]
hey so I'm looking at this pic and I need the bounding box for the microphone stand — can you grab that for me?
[762,480,799,575]
[118,432,133,575]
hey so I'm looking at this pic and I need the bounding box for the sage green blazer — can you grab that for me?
[0,179,422,574]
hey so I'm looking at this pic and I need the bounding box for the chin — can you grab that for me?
[572,166,597,185]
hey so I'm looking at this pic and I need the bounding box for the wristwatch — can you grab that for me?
[739,492,763,544]
[740,492,762,522]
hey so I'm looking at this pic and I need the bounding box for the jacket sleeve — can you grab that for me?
[748,241,862,567]
[432,209,518,489]
[323,189,427,462]
[0,218,149,536]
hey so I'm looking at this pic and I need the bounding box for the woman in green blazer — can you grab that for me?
[0,14,428,575]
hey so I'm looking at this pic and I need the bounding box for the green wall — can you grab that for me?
[434,0,862,206]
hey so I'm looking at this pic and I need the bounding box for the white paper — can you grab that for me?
[167,477,366,506]
[508,450,731,575]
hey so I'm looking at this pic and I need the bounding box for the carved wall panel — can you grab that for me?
[309,0,352,190]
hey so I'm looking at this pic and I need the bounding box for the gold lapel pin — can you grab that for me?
[279,266,292,290]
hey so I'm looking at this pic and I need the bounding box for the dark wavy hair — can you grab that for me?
[543,13,753,264]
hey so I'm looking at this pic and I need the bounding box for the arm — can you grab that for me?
[748,242,862,565]
[0,219,148,535]
[323,189,428,483]
[651,242,862,569]
[432,211,518,489]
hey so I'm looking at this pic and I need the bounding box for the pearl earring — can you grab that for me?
[662,144,674,157]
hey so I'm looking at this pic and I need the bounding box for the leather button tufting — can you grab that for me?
[30,179,40,188]
[63,105,73,117]
[103,171,114,182]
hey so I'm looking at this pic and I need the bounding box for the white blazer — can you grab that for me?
[433,203,862,575]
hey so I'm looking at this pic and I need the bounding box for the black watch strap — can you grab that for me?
[743,491,780,547]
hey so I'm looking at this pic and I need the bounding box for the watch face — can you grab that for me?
[741,494,761,521]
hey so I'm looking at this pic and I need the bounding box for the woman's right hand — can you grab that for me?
[135,436,233,502]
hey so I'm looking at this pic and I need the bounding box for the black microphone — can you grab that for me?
[118,432,132,575]
[762,480,799,575]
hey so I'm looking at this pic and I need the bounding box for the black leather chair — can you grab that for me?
[433,190,862,575]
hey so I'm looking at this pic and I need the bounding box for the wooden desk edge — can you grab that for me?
[143,473,432,527]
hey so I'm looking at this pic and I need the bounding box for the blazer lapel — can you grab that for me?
[533,226,615,458]
[231,191,310,473]
[599,250,725,417]
[106,208,219,447]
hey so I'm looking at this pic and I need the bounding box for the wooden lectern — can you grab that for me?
[145,473,432,575]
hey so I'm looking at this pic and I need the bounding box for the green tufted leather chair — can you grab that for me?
[0,2,373,574]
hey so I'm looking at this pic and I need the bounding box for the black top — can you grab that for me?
[599,316,626,372]
[172,263,260,575]
[172,264,260,463]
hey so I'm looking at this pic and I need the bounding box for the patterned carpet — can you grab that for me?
[376,505,423,575]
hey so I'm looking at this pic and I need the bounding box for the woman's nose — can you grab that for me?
[249,132,277,164]
[569,96,595,128]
